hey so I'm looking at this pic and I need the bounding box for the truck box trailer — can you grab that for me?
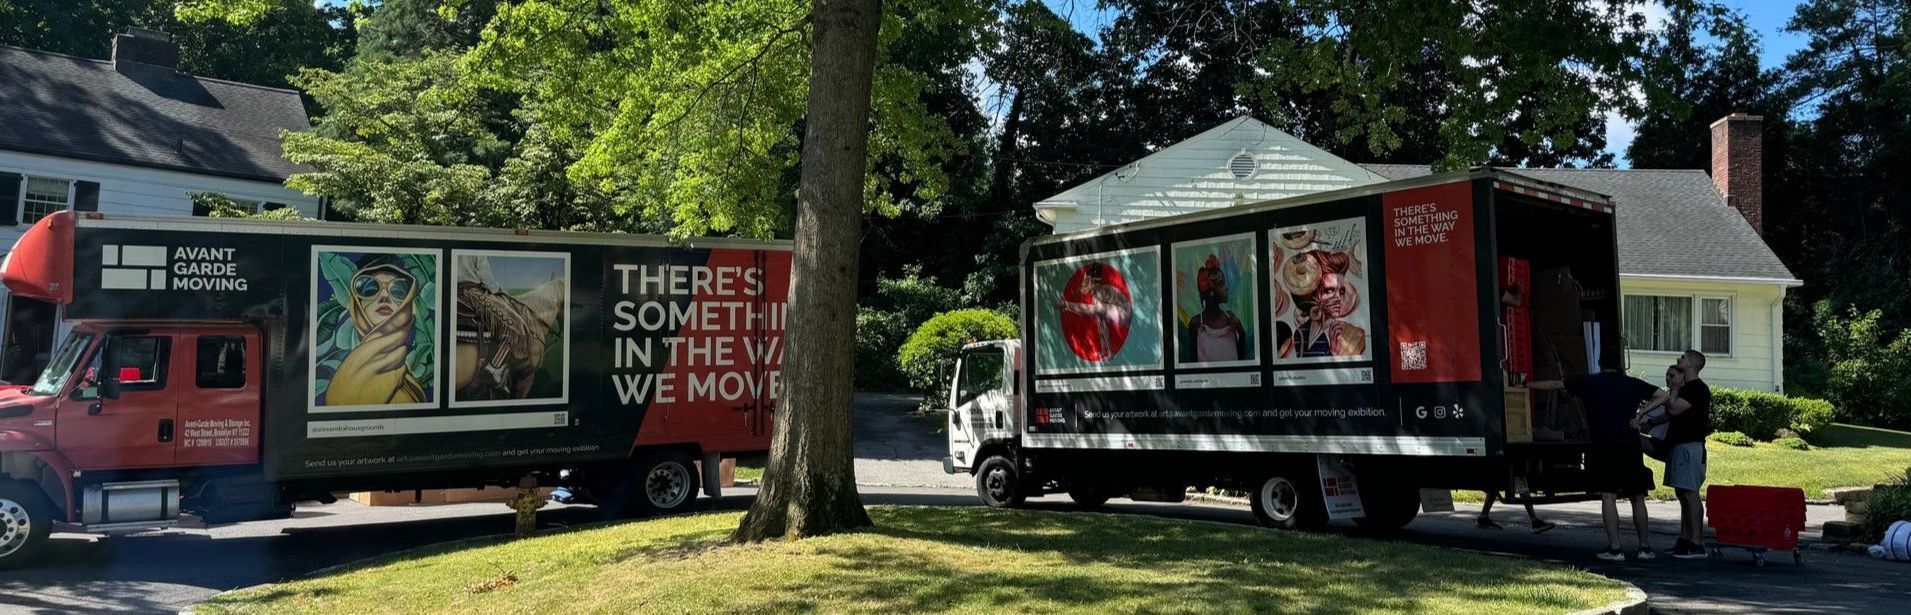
[946,169,1631,529]
[0,212,788,567]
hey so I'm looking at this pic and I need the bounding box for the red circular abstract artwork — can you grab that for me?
[1059,262,1134,362]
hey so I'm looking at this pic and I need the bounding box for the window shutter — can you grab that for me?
[74,181,101,212]
[0,172,19,226]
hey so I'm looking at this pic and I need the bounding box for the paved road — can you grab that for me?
[5,394,1908,613]
[850,392,968,490]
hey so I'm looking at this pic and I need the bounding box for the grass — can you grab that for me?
[199,507,1626,615]
[1453,423,1911,503]
[1641,423,1911,500]
[734,460,764,483]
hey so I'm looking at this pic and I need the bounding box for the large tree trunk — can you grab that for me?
[733,0,880,541]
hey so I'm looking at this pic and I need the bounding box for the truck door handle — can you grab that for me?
[158,419,174,443]
[88,401,103,415]
[994,411,1004,428]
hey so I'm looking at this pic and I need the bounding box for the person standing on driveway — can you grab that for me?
[1638,350,1712,558]
[1533,353,1660,561]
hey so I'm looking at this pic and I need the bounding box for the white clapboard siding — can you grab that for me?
[0,149,320,250]
[1037,116,1388,234]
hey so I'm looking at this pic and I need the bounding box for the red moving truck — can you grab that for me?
[946,169,1630,529]
[0,212,789,567]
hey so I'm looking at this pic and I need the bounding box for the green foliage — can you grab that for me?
[1804,304,1911,429]
[855,268,964,389]
[1710,431,1755,447]
[897,308,1016,402]
[1862,470,1911,542]
[192,192,311,221]
[459,0,985,239]
[282,51,530,226]
[1774,437,1811,451]
[1712,388,1838,440]
[0,0,353,89]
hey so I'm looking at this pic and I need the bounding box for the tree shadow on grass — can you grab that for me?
[739,508,1618,614]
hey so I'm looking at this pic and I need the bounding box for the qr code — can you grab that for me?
[1400,341,1428,370]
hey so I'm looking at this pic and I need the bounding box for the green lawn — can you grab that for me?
[200,507,1626,615]
[1641,423,1911,500]
[734,460,764,483]
[1452,423,1911,503]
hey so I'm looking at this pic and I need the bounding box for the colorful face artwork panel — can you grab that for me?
[310,246,440,412]
[1034,246,1163,375]
[450,251,571,408]
[1173,233,1258,368]
[1270,218,1372,364]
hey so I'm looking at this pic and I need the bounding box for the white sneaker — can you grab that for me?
[1597,549,1626,561]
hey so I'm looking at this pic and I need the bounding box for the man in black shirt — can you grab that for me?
[1533,353,1660,560]
[1638,349,1712,559]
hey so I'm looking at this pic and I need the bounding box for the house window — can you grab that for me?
[1700,297,1732,355]
[20,176,72,224]
[1624,295,1691,352]
[1623,294,1732,355]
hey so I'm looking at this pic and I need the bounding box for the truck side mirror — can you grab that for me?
[99,338,123,400]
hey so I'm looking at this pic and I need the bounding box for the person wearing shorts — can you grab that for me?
[1639,349,1712,559]
[1533,353,1659,560]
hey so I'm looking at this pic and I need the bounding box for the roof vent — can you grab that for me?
[1228,152,1256,180]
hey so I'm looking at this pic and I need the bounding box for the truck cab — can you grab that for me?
[944,340,1021,476]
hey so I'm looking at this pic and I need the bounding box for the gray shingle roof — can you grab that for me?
[1362,164,1797,283]
[0,44,311,182]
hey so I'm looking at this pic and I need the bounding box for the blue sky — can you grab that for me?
[1040,0,1811,167]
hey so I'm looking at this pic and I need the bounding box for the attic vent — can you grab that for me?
[1228,152,1256,180]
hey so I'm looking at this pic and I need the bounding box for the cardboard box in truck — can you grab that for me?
[944,169,1629,530]
[0,212,787,567]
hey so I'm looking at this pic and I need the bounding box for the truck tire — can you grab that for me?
[1066,484,1111,508]
[1249,474,1327,530]
[975,455,1026,508]
[1352,484,1420,531]
[607,451,701,518]
[0,481,53,570]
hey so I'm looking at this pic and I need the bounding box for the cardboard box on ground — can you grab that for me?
[349,458,738,506]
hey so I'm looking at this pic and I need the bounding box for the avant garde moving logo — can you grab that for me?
[100,244,248,291]
[1058,261,1133,362]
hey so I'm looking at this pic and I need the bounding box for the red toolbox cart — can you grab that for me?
[1706,485,1806,566]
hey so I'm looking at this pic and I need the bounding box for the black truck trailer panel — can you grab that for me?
[8,214,790,480]
[1019,170,1622,458]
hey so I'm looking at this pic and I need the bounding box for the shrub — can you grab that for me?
[1862,470,1911,542]
[854,268,964,390]
[1709,431,1755,447]
[1711,388,1837,440]
[1773,437,1811,451]
[1811,304,1911,429]
[898,309,1018,405]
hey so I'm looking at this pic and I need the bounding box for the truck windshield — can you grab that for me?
[28,332,93,396]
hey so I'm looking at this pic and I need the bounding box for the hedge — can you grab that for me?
[1711,388,1837,441]
[898,309,1019,406]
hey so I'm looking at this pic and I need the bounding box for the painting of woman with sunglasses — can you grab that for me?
[312,249,438,409]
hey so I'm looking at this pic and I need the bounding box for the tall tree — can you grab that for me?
[1772,0,1909,324]
[355,0,503,60]
[1626,4,1785,171]
[0,0,353,88]
[735,0,884,540]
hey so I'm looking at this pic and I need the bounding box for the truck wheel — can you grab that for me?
[606,451,701,518]
[1352,484,1420,531]
[0,481,53,570]
[1250,474,1327,530]
[976,455,1026,508]
[1066,484,1111,508]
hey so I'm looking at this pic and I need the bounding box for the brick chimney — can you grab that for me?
[1710,113,1763,234]
[112,27,178,69]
